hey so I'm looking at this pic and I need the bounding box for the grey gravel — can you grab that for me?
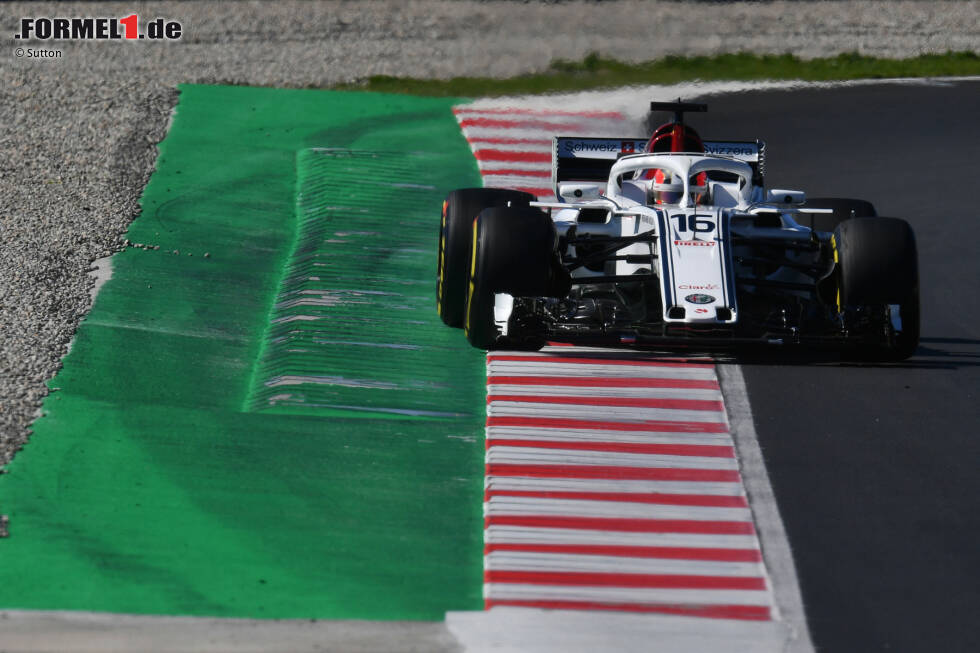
[0,0,978,466]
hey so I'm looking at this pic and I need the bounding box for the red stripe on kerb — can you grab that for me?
[487,355,714,368]
[485,542,761,562]
[487,463,739,483]
[473,149,552,163]
[481,168,552,177]
[488,394,723,412]
[460,118,590,131]
[465,137,552,146]
[486,417,728,434]
[487,376,719,390]
[486,514,754,534]
[485,489,747,507]
[484,599,771,621]
[454,107,625,119]
[485,569,766,590]
[486,439,733,458]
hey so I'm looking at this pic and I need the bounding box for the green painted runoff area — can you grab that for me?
[0,85,487,620]
[248,148,480,420]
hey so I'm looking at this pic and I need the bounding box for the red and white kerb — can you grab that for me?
[483,347,775,621]
[453,105,628,200]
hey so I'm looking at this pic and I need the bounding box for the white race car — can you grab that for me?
[437,101,919,360]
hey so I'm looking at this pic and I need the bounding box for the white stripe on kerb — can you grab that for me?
[486,403,726,423]
[460,127,563,141]
[487,362,717,379]
[486,447,738,470]
[485,497,751,521]
[485,526,760,549]
[461,141,552,153]
[485,477,745,496]
[486,427,731,445]
[485,585,774,607]
[481,174,553,188]
[487,385,723,399]
[485,552,765,577]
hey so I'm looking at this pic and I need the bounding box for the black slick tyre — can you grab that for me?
[834,217,920,360]
[437,188,535,327]
[464,206,557,350]
[802,197,877,233]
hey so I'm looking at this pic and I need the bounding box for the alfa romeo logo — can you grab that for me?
[685,293,716,305]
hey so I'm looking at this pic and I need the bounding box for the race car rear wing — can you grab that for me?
[553,136,766,192]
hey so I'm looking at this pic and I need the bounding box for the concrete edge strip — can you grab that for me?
[0,610,462,653]
[715,363,816,653]
[86,255,113,305]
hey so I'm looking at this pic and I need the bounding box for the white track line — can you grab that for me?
[716,363,815,651]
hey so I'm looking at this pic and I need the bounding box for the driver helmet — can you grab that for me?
[650,169,683,205]
[645,122,709,205]
[647,170,710,206]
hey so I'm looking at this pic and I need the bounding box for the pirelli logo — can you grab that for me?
[674,240,716,247]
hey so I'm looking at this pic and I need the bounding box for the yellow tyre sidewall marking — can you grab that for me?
[465,216,479,335]
[831,234,842,313]
[436,200,448,315]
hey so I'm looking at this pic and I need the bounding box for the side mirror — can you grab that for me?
[559,183,602,202]
[767,189,806,204]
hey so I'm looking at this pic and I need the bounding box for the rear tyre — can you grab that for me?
[465,206,558,350]
[802,197,877,233]
[437,188,535,327]
[835,217,919,360]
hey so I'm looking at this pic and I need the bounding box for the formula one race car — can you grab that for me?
[437,101,919,360]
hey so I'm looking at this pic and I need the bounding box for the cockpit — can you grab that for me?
[608,153,755,209]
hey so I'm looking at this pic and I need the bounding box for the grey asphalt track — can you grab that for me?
[686,81,980,653]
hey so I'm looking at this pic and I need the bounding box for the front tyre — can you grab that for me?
[437,188,535,328]
[465,206,559,350]
[835,217,919,360]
